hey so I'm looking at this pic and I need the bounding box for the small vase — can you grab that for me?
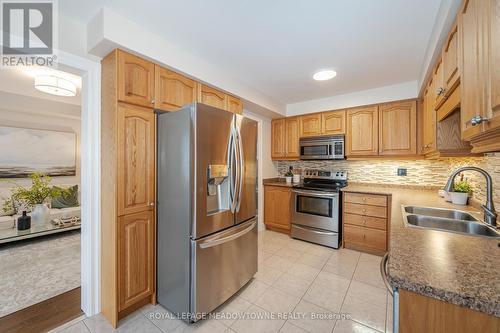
[31,204,49,225]
[450,192,468,205]
[293,174,301,183]
[285,176,292,184]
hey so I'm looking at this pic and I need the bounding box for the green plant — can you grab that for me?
[453,180,472,193]
[10,173,60,207]
[284,170,294,177]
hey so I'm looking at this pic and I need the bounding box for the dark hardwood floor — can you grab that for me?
[0,287,83,333]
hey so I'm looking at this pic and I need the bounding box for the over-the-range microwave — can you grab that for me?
[299,135,345,160]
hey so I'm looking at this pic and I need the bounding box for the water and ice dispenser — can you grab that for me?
[206,164,230,215]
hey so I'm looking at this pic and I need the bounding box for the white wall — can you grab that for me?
[286,81,418,116]
[243,110,278,231]
[0,95,81,191]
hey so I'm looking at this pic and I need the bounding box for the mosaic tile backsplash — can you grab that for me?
[276,153,500,212]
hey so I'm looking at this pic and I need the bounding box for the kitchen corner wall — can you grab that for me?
[276,153,500,212]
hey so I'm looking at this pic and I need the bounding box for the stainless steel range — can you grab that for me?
[291,169,347,248]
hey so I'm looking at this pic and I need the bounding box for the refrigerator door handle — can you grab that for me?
[198,221,256,249]
[235,123,244,212]
[228,125,237,213]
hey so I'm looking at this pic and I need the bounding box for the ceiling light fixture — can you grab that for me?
[34,75,77,96]
[313,70,337,81]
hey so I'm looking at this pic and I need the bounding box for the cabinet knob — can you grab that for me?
[363,220,367,225]
[362,197,366,201]
[149,202,155,207]
[363,234,366,240]
[436,87,445,96]
[471,115,489,126]
[151,99,156,104]
[362,209,367,213]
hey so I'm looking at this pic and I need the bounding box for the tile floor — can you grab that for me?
[53,230,393,333]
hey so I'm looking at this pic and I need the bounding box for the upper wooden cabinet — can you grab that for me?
[227,95,243,114]
[434,59,446,109]
[285,117,300,158]
[299,114,322,137]
[154,66,196,111]
[271,119,286,159]
[423,82,437,155]
[443,25,460,94]
[117,104,156,216]
[272,117,299,160]
[321,110,346,135]
[346,106,379,156]
[378,101,417,156]
[197,84,227,110]
[117,50,155,108]
[118,210,154,312]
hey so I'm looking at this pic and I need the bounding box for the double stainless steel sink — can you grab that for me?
[402,206,500,238]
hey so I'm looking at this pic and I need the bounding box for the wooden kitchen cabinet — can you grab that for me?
[117,50,155,108]
[285,117,300,158]
[434,59,446,109]
[271,119,286,159]
[227,95,243,114]
[154,66,196,111]
[346,106,379,156]
[101,49,157,327]
[117,104,156,216]
[378,100,417,156]
[422,81,437,155]
[321,110,346,135]
[399,289,500,333]
[299,113,322,137]
[264,186,292,232]
[118,210,155,311]
[197,84,227,110]
[443,25,459,96]
[343,191,389,255]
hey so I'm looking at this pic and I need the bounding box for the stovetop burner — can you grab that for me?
[294,169,348,192]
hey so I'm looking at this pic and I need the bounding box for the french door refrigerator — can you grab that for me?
[157,103,258,322]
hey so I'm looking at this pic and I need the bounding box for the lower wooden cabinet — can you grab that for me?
[342,191,390,255]
[399,289,500,333]
[118,210,155,311]
[264,186,292,232]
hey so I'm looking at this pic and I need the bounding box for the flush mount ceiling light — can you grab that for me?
[34,75,77,96]
[313,70,337,81]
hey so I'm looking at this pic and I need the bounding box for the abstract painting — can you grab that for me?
[0,126,76,178]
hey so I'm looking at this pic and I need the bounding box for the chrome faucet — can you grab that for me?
[444,167,497,228]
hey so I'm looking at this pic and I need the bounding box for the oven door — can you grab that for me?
[292,190,339,231]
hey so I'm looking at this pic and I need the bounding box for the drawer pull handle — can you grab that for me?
[363,209,367,213]
[362,198,366,201]
[363,234,366,240]
[363,220,367,225]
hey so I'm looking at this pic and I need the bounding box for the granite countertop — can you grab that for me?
[342,183,500,317]
[263,178,298,188]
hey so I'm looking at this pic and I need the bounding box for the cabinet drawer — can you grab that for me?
[344,225,386,251]
[344,213,387,230]
[344,192,387,206]
[344,202,387,218]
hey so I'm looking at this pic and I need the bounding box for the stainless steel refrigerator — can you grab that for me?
[157,103,258,322]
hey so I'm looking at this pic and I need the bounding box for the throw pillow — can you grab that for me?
[51,185,79,209]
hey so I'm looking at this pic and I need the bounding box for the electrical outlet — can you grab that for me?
[397,168,407,176]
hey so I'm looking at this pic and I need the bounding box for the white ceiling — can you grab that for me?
[61,0,442,104]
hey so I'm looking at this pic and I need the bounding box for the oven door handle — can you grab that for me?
[292,224,337,236]
[292,190,339,198]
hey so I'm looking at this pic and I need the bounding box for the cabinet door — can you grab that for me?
[117,50,155,108]
[264,187,291,230]
[434,59,446,108]
[285,117,300,158]
[271,119,286,159]
[346,106,379,156]
[227,95,243,114]
[154,66,196,111]
[321,110,346,135]
[117,104,156,216]
[459,0,484,139]
[379,101,417,155]
[299,114,322,137]
[423,81,437,154]
[197,84,227,110]
[443,25,460,95]
[118,210,154,311]
[483,0,500,133]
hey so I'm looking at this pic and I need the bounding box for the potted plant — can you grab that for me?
[9,173,60,225]
[450,180,472,205]
[284,168,294,184]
